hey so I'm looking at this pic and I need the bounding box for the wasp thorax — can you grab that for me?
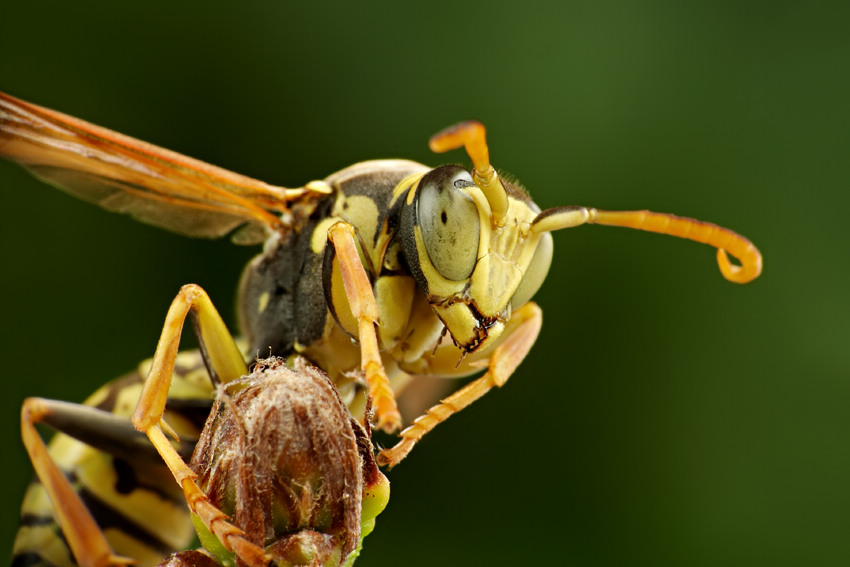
[190,357,387,567]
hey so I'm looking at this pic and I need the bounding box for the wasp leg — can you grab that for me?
[328,222,402,433]
[377,302,542,467]
[21,398,136,567]
[132,284,247,433]
[130,285,269,566]
[145,425,270,567]
[24,397,196,463]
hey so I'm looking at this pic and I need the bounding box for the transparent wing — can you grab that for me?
[0,91,296,243]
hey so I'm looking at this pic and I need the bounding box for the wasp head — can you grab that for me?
[399,163,553,355]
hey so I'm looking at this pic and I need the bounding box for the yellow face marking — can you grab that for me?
[467,195,546,317]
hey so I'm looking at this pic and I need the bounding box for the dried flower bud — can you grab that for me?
[158,550,220,567]
[180,357,388,567]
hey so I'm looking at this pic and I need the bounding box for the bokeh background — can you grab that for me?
[1,1,847,565]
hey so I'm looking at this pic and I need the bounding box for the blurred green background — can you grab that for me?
[1,1,847,565]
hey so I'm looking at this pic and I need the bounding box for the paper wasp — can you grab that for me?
[2,90,761,566]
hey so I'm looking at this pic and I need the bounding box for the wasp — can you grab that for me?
[2,90,761,565]
[21,351,389,567]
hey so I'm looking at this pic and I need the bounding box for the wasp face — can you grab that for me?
[400,165,553,354]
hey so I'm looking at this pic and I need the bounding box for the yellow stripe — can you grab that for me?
[19,482,55,517]
[13,525,75,567]
[75,452,194,550]
[104,529,174,567]
[15,351,219,566]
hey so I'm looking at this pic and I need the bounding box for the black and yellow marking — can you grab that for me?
[13,351,214,567]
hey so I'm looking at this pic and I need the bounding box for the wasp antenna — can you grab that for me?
[531,205,594,233]
[532,206,762,284]
[429,120,509,223]
[592,209,762,284]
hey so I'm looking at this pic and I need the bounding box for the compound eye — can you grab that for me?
[416,165,481,281]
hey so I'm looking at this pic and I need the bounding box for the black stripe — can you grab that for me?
[78,487,180,556]
[15,473,186,565]
[11,552,61,567]
[16,503,80,567]
[165,395,214,433]
[110,457,188,507]
[18,513,58,527]
[92,373,144,413]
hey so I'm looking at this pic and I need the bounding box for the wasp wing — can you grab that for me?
[0,91,293,243]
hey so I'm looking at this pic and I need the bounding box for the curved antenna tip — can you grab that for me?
[717,247,762,284]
